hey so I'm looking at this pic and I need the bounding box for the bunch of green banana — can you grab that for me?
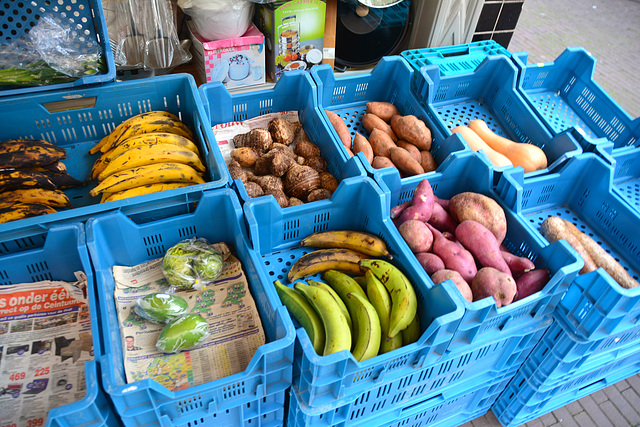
[87,111,207,203]
[275,230,420,362]
[0,139,82,224]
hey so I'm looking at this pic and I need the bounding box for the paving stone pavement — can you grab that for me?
[461,1,640,426]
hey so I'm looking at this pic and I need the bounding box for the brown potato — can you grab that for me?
[448,192,507,244]
[231,147,261,168]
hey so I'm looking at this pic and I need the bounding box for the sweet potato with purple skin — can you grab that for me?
[500,247,535,278]
[398,219,433,253]
[390,200,411,219]
[415,252,445,275]
[398,178,435,224]
[472,267,517,308]
[431,269,473,302]
[428,223,477,283]
[455,220,511,276]
[449,192,507,244]
[514,269,550,302]
[428,202,458,234]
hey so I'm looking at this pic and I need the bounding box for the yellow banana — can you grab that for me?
[0,188,71,208]
[345,292,381,362]
[295,282,351,357]
[274,280,325,355]
[359,259,417,339]
[401,313,421,346]
[0,202,57,224]
[101,182,192,203]
[306,279,353,336]
[365,270,403,354]
[321,270,367,350]
[0,139,67,169]
[97,143,206,181]
[287,248,367,283]
[299,230,392,259]
[101,116,194,153]
[0,169,57,192]
[89,162,205,197]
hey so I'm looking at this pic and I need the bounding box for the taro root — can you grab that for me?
[307,188,332,202]
[245,128,273,152]
[269,143,296,158]
[319,171,339,192]
[294,139,321,158]
[244,181,264,198]
[233,131,249,148]
[268,118,301,145]
[254,150,295,177]
[251,175,284,194]
[304,156,327,173]
[284,164,321,200]
[269,189,290,208]
[293,128,312,145]
[228,159,247,182]
[288,197,304,207]
[231,147,261,168]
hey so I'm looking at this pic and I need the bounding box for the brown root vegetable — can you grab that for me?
[389,147,425,177]
[284,164,321,199]
[540,216,597,275]
[431,269,473,303]
[449,192,507,244]
[428,202,458,234]
[397,140,422,163]
[269,189,289,208]
[288,197,304,206]
[362,113,397,141]
[372,156,395,169]
[252,175,284,193]
[304,156,327,173]
[398,219,433,253]
[472,267,517,308]
[319,171,339,192]
[325,110,352,150]
[228,159,248,182]
[428,223,477,283]
[352,132,374,165]
[246,128,273,152]
[455,220,512,276]
[514,269,550,302]
[398,178,435,224]
[254,150,295,177]
[306,188,332,202]
[231,147,261,168]
[390,115,432,151]
[500,248,535,278]
[268,118,300,145]
[415,252,445,275]
[366,101,399,122]
[294,139,321,158]
[420,150,438,173]
[244,181,264,198]
[368,128,397,157]
[293,128,312,145]
[561,218,639,288]
[270,143,297,158]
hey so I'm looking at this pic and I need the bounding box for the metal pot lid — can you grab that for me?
[356,0,404,7]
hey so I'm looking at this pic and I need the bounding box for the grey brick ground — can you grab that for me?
[461,0,640,425]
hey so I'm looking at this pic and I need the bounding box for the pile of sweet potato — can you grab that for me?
[392,178,550,307]
[325,102,437,177]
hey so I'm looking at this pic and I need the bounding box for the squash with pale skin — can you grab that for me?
[451,125,513,168]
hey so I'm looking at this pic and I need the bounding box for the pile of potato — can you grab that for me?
[228,117,340,208]
[392,178,550,307]
[325,102,437,177]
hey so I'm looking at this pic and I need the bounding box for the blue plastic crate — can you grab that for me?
[85,189,294,426]
[511,47,640,149]
[243,176,471,408]
[401,40,511,77]
[0,224,118,426]
[496,153,640,341]
[414,55,584,178]
[310,56,467,180]
[286,319,549,426]
[375,150,582,352]
[0,0,116,97]
[493,337,640,426]
[199,70,366,209]
[0,73,230,242]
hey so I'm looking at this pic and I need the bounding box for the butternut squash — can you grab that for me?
[468,119,548,173]
[451,126,513,168]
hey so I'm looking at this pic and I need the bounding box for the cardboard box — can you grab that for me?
[254,0,326,82]
[188,22,266,89]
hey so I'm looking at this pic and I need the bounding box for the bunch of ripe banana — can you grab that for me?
[88,110,207,203]
[274,230,420,362]
[0,139,84,224]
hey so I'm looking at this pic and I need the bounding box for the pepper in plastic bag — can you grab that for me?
[162,238,224,290]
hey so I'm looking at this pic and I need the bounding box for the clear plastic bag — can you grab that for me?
[135,293,190,324]
[178,0,255,41]
[156,313,210,353]
[161,238,224,291]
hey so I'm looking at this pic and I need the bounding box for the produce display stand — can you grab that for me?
[85,188,294,426]
[0,224,119,426]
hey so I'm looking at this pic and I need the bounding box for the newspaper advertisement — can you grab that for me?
[212,110,300,165]
[112,245,265,391]
[0,272,94,427]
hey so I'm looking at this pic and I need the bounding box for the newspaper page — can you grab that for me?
[112,246,265,391]
[212,110,300,165]
[0,273,94,427]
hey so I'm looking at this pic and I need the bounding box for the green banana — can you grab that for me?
[345,292,381,362]
[365,270,403,354]
[359,259,417,339]
[295,282,351,357]
[274,280,325,355]
[306,279,353,335]
[322,270,368,350]
[401,313,421,346]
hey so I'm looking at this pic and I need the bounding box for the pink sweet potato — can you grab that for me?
[390,200,411,219]
[428,202,458,234]
[471,267,517,308]
[415,252,445,275]
[514,269,550,302]
[431,269,473,302]
[455,220,511,276]
[428,223,477,283]
[449,192,507,244]
[398,220,433,253]
[500,247,535,278]
[398,178,435,224]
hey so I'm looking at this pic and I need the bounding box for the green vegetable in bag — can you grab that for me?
[135,293,189,324]
[156,314,209,353]
[162,238,224,290]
